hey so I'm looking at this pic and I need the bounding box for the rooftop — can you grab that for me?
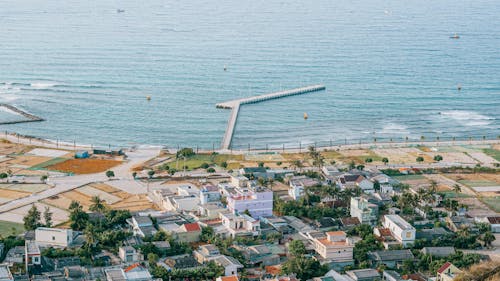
[385,215,414,230]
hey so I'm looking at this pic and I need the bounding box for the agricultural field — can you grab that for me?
[0,220,24,237]
[46,158,121,174]
[445,173,500,187]
[42,183,157,212]
[161,153,243,170]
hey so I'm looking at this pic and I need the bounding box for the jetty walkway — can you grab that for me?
[217,84,326,150]
[0,103,45,125]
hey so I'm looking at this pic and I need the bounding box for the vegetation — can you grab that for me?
[105,170,115,178]
[151,261,224,281]
[176,147,195,158]
[23,205,41,230]
[288,240,306,256]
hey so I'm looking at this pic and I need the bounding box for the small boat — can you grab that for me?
[450,33,460,39]
[224,65,227,71]
[457,84,462,91]
[117,9,125,13]
[303,113,308,120]
[146,95,151,101]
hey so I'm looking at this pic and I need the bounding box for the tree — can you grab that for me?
[90,196,106,213]
[481,231,495,247]
[40,175,48,182]
[356,165,365,171]
[382,158,389,165]
[0,173,7,179]
[453,184,462,195]
[148,170,155,178]
[434,155,443,162]
[69,201,89,230]
[206,167,215,173]
[221,161,228,168]
[365,158,373,163]
[282,255,327,280]
[176,147,195,158]
[132,172,137,179]
[288,240,306,256]
[373,180,380,191]
[148,253,159,264]
[106,170,115,179]
[24,205,41,230]
[43,206,53,227]
[200,163,210,169]
[416,156,424,162]
[308,146,324,169]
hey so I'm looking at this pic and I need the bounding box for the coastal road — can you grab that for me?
[0,148,160,214]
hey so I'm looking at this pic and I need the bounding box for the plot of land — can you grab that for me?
[445,173,500,187]
[46,158,121,174]
[42,183,157,212]
[27,148,70,158]
[0,188,31,199]
[0,203,69,225]
[0,220,24,237]
[480,197,500,213]
[0,183,51,193]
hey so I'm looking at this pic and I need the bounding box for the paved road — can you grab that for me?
[0,148,159,214]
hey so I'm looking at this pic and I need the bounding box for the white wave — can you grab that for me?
[30,82,58,89]
[440,110,493,126]
[378,123,410,135]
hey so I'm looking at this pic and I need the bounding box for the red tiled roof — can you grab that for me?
[487,216,500,224]
[437,262,452,274]
[219,276,239,281]
[124,263,141,272]
[266,265,281,275]
[183,222,201,232]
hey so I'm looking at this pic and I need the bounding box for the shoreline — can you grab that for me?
[1,131,499,155]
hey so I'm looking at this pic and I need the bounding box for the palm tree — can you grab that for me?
[453,184,461,196]
[481,231,495,247]
[84,223,97,247]
[89,196,106,213]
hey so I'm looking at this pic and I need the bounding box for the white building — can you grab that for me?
[220,213,260,238]
[350,197,379,226]
[35,227,73,247]
[312,231,354,262]
[231,175,249,188]
[288,176,319,200]
[383,215,416,247]
[25,241,41,269]
[119,246,140,263]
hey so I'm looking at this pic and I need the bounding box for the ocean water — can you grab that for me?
[0,0,499,149]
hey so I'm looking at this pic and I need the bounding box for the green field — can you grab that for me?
[483,148,500,162]
[481,197,500,213]
[29,157,68,170]
[392,174,426,181]
[165,154,244,170]
[458,180,498,187]
[0,220,24,237]
[439,191,472,199]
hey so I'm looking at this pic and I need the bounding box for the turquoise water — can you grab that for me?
[0,0,498,149]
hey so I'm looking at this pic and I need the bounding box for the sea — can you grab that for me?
[0,0,499,150]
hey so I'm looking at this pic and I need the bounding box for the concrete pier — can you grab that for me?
[0,104,45,125]
[217,84,325,149]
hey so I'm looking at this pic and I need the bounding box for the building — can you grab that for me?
[119,246,140,263]
[236,244,280,267]
[421,247,455,258]
[173,223,202,243]
[337,175,374,193]
[214,255,244,277]
[383,270,404,281]
[312,231,354,262]
[130,216,157,238]
[74,151,89,159]
[105,264,153,281]
[486,216,500,233]
[436,262,462,281]
[216,276,239,281]
[350,197,379,226]
[0,264,14,281]
[288,176,320,200]
[345,269,380,281]
[220,213,260,238]
[226,185,273,218]
[25,241,41,270]
[239,167,269,179]
[367,249,414,268]
[200,185,221,205]
[383,215,416,247]
[231,175,249,188]
[35,227,74,247]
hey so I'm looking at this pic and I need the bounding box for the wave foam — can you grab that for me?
[440,110,493,126]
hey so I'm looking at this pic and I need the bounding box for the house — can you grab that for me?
[445,216,476,233]
[0,264,14,281]
[215,255,244,277]
[4,246,24,265]
[421,247,455,258]
[175,222,202,243]
[340,217,360,229]
[436,262,462,281]
[226,185,273,218]
[345,269,380,281]
[239,167,269,179]
[200,185,221,204]
[35,227,73,247]
[237,244,280,267]
[486,216,500,233]
[311,231,354,263]
[231,175,249,188]
[163,254,201,270]
[288,176,320,200]
[367,249,414,268]
[416,227,451,241]
[199,203,227,219]
[383,270,404,281]
[119,246,140,263]
[350,197,379,226]
[382,215,416,247]
[220,213,260,238]
[151,241,171,252]
[194,244,221,263]
[64,266,87,279]
[130,216,157,238]
[373,227,400,249]
[25,241,41,270]
[322,166,341,177]
[105,264,153,281]
[337,175,374,193]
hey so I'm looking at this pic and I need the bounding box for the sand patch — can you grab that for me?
[46,158,121,174]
